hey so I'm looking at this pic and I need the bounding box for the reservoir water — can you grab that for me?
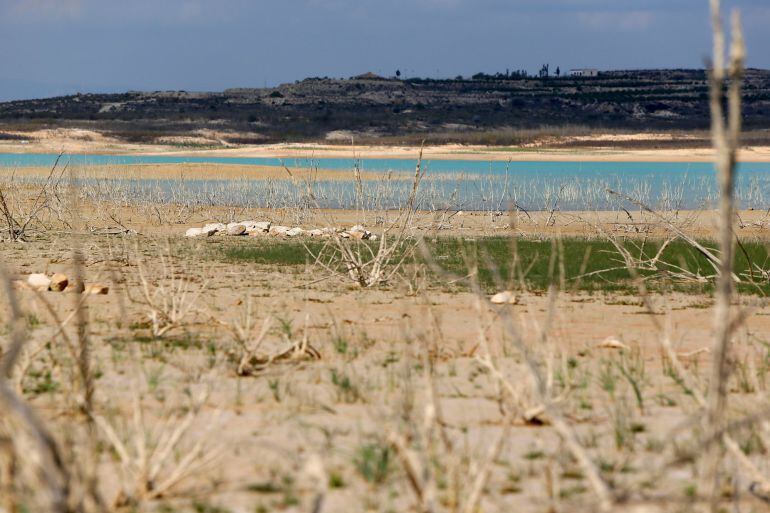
[2,153,770,211]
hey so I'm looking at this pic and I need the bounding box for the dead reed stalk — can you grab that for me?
[306,149,426,287]
[134,243,208,338]
[0,153,68,241]
[703,0,746,508]
[0,268,73,513]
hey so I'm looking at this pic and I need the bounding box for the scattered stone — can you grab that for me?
[84,283,109,295]
[184,221,375,240]
[490,291,518,305]
[269,225,290,236]
[202,223,226,234]
[226,224,247,236]
[349,225,374,239]
[240,220,270,234]
[286,227,304,237]
[523,405,551,426]
[66,279,86,293]
[596,336,629,350]
[49,273,69,292]
[185,227,205,237]
[27,273,51,291]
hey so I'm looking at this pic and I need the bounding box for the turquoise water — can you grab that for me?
[3,152,770,210]
[1,151,768,175]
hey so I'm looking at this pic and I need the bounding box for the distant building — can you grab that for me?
[570,69,599,77]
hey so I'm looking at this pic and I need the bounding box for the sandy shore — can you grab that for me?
[1,163,378,181]
[148,143,770,163]
[3,128,770,162]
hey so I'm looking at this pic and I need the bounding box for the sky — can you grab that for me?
[0,0,768,101]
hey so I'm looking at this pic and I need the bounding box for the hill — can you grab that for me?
[2,69,770,145]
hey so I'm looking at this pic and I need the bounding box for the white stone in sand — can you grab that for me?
[490,290,518,305]
[269,225,290,235]
[286,227,304,237]
[596,336,629,350]
[226,224,247,236]
[27,273,51,291]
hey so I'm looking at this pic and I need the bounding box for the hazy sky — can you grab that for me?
[1,0,768,101]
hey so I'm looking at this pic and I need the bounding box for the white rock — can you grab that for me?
[84,283,109,295]
[307,229,324,237]
[348,225,373,239]
[369,234,378,241]
[185,227,205,237]
[596,336,629,350]
[239,221,268,233]
[66,279,85,293]
[27,273,51,291]
[490,290,518,305]
[226,224,247,236]
[202,223,226,234]
[269,225,290,236]
[286,227,304,237]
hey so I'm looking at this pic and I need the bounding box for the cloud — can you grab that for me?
[576,9,655,31]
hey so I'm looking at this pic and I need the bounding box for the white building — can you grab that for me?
[569,69,599,77]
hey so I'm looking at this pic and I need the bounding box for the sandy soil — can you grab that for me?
[3,220,770,512]
[3,127,770,162]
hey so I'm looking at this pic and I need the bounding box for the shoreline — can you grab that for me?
[2,145,770,164]
[2,129,770,162]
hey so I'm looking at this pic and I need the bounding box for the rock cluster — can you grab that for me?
[185,221,377,240]
[20,273,109,294]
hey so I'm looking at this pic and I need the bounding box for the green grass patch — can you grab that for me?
[220,240,327,266]
[214,236,770,295]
